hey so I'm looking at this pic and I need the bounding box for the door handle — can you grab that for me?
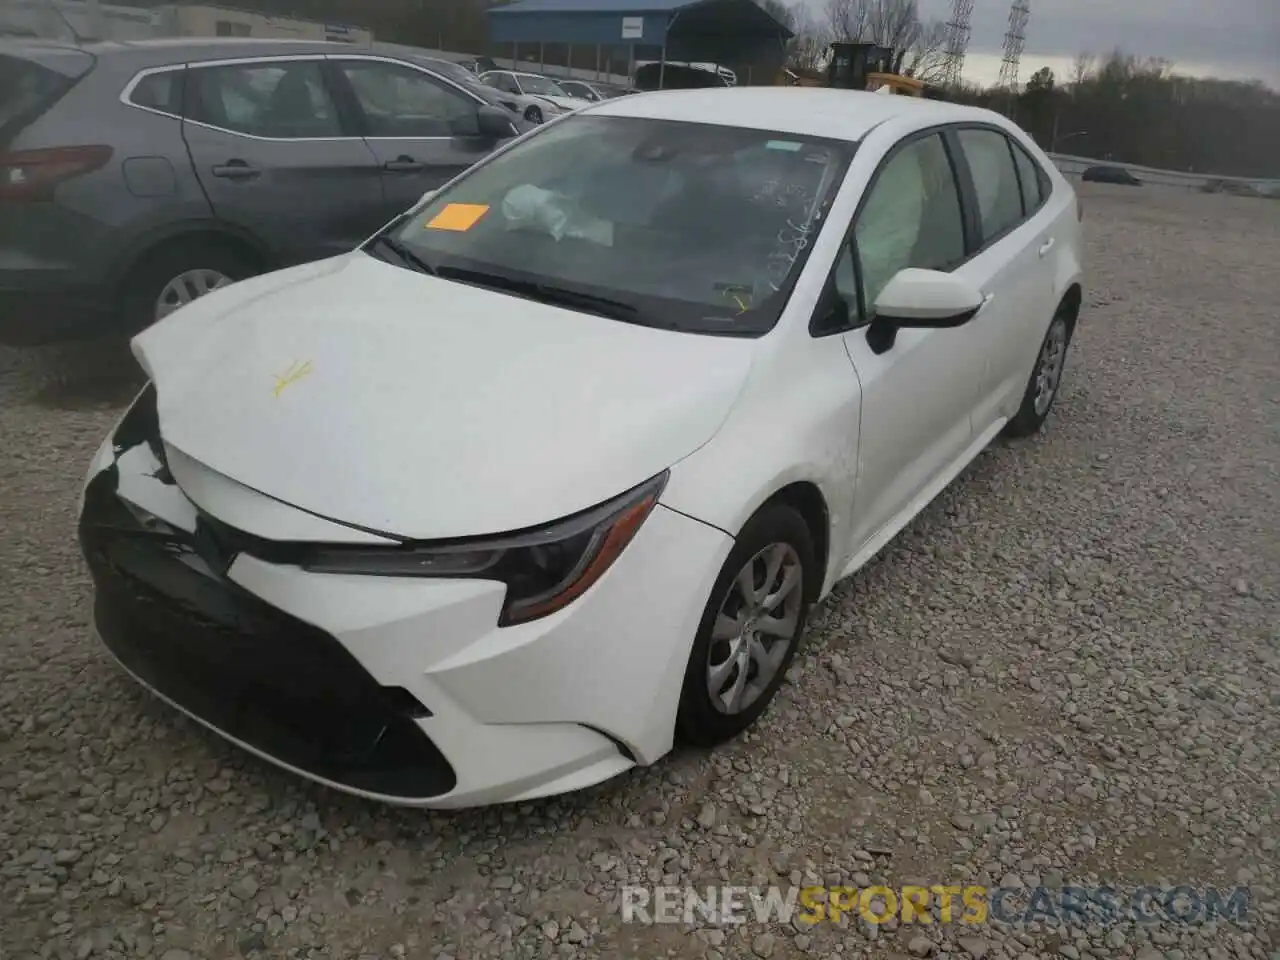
[1038,237,1056,257]
[211,160,259,180]
[384,157,425,173]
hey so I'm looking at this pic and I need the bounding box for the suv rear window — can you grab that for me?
[0,53,81,141]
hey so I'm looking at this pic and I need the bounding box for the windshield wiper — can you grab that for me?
[434,265,643,322]
[366,235,437,277]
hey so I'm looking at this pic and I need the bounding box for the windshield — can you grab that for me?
[383,115,853,336]
[517,75,568,96]
[422,58,474,85]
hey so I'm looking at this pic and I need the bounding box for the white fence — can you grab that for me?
[1047,151,1279,194]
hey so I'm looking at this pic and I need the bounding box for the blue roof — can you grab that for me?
[488,0,793,53]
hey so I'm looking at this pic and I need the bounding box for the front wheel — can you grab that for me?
[676,504,815,747]
[1005,311,1072,437]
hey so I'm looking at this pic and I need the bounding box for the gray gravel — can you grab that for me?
[1,184,1277,960]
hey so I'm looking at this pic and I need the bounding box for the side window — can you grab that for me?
[1009,139,1046,214]
[498,74,521,94]
[185,60,340,138]
[129,70,183,117]
[957,128,1024,243]
[852,132,966,317]
[340,61,479,138]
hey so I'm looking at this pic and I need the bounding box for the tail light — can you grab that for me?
[0,145,112,202]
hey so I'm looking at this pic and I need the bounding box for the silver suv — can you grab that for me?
[0,38,520,346]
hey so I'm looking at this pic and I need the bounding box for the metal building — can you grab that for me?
[487,0,793,86]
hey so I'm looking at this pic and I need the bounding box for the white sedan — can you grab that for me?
[477,70,587,123]
[79,88,1084,809]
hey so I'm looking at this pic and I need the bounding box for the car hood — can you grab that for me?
[131,253,755,541]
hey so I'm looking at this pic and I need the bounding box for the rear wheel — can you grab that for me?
[118,239,259,336]
[1005,311,1072,437]
[524,105,543,124]
[676,504,814,747]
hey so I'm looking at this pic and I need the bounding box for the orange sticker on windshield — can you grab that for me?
[426,203,489,232]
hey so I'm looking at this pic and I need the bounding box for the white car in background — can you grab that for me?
[79,88,1083,809]
[478,69,587,123]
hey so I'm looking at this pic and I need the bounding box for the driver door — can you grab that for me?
[836,130,986,556]
[329,57,506,221]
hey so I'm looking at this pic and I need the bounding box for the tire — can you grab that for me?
[117,239,259,337]
[524,105,543,125]
[1004,309,1073,438]
[676,503,815,747]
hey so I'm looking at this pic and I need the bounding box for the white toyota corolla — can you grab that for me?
[79,88,1083,808]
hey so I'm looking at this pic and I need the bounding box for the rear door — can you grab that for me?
[328,56,504,221]
[946,125,1057,429]
[180,56,385,266]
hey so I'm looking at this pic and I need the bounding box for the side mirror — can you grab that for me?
[477,104,517,139]
[866,268,986,353]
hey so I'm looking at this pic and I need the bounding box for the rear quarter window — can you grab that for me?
[127,70,184,116]
[0,53,81,141]
[1010,139,1048,213]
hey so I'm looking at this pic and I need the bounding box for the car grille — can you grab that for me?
[78,420,457,801]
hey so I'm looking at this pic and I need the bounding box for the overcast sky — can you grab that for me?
[801,0,1280,88]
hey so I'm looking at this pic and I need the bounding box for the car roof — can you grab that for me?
[584,87,1000,142]
[58,37,376,68]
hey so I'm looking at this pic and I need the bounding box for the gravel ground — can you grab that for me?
[0,184,1276,960]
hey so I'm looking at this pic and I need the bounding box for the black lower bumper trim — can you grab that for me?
[79,436,457,800]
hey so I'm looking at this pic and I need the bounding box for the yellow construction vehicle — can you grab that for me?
[864,71,927,96]
[779,42,938,97]
[828,42,930,95]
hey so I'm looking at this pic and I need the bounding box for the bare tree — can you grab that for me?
[822,0,946,76]
[824,0,873,43]
[868,0,921,62]
[787,3,833,73]
[902,18,950,82]
[1070,52,1095,89]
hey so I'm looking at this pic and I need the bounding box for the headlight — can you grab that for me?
[302,472,667,626]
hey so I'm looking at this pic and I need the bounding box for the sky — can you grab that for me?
[800,0,1280,89]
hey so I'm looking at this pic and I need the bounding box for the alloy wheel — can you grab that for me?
[154,269,234,322]
[1033,317,1068,416]
[706,542,804,715]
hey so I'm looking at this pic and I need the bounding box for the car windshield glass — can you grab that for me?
[423,59,473,84]
[517,75,567,96]
[387,115,853,336]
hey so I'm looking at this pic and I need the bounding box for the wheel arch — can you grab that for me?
[748,481,831,604]
[1058,281,1083,335]
[108,220,273,299]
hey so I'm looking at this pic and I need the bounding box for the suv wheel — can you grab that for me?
[119,240,257,335]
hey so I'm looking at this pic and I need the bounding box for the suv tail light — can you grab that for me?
[0,145,112,202]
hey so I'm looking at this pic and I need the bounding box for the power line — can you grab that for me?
[940,0,974,87]
[997,0,1030,94]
